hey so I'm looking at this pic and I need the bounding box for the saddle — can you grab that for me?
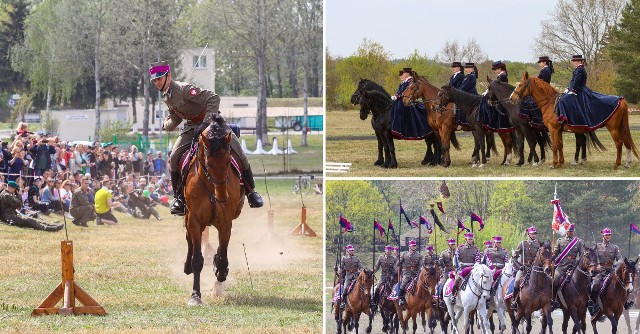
[598,272,612,296]
[520,266,533,288]
[558,268,574,292]
[406,276,418,295]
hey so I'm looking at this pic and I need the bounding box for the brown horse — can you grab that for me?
[510,72,639,169]
[334,268,374,334]
[396,267,438,334]
[182,116,244,306]
[557,246,598,334]
[622,267,640,334]
[591,258,638,334]
[401,74,460,167]
[376,278,400,333]
[510,242,553,334]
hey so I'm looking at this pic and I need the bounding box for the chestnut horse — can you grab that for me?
[334,268,374,334]
[401,73,460,167]
[508,242,553,334]
[591,258,638,334]
[437,85,515,167]
[183,116,244,305]
[510,72,639,169]
[402,266,438,334]
[556,246,598,334]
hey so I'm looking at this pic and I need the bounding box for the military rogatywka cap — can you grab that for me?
[149,61,170,80]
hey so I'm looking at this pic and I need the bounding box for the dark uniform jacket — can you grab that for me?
[341,254,362,280]
[455,244,481,270]
[459,73,478,95]
[596,242,621,269]
[538,66,552,83]
[374,254,398,282]
[496,72,508,83]
[484,247,509,269]
[553,236,585,272]
[162,80,221,131]
[514,239,541,266]
[0,189,21,220]
[449,72,464,89]
[568,65,587,93]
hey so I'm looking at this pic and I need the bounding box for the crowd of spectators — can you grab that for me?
[0,122,171,229]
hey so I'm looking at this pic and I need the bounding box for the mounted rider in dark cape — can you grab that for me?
[149,61,263,215]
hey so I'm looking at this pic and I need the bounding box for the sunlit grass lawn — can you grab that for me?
[326,110,640,177]
[0,179,322,333]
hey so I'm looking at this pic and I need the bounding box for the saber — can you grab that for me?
[242,243,253,291]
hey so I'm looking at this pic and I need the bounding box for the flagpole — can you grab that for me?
[373,218,376,273]
[399,199,403,249]
[386,219,390,245]
[629,225,632,258]
[418,216,422,253]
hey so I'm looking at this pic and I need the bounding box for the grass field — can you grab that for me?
[326,110,640,177]
[0,179,322,333]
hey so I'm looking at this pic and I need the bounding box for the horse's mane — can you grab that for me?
[360,79,390,97]
[362,90,392,110]
[529,76,559,96]
[205,115,229,152]
[491,79,515,91]
[447,86,481,106]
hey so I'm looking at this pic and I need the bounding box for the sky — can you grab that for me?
[326,0,560,63]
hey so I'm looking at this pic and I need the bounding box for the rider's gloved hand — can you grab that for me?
[563,88,569,94]
[391,95,397,101]
[568,91,577,96]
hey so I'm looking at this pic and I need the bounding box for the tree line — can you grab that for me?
[0,0,322,143]
[326,0,640,111]
[326,180,640,260]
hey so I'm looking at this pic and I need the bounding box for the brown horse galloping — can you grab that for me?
[398,266,439,334]
[510,72,639,169]
[334,268,374,334]
[591,258,638,334]
[376,279,399,333]
[183,116,244,306]
[512,242,553,334]
[557,246,598,334]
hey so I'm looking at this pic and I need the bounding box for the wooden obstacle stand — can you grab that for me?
[290,205,317,237]
[32,240,106,316]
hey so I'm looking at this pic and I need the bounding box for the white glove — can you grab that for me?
[568,91,577,96]
[563,88,569,94]
[391,95,397,101]
[482,89,488,96]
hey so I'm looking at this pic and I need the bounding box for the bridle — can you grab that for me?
[404,78,440,108]
[510,77,558,109]
[614,262,635,293]
[195,131,231,205]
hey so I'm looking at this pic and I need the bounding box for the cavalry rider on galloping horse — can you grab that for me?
[588,228,632,314]
[340,244,363,309]
[149,61,263,216]
[451,233,481,304]
[482,236,509,289]
[437,238,457,308]
[372,245,398,310]
[423,244,438,269]
[398,240,422,306]
[550,223,585,310]
[511,226,541,310]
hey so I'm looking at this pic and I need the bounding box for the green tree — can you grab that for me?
[0,0,28,93]
[609,0,640,103]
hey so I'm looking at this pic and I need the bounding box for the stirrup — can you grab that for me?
[170,198,185,216]
[510,301,518,310]
[247,191,264,208]
[625,300,634,309]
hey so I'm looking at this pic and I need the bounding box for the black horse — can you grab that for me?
[438,85,518,167]
[486,78,605,165]
[351,79,441,168]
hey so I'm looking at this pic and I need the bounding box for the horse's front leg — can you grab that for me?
[184,222,194,275]
[478,131,487,166]
[549,129,561,168]
[375,131,385,166]
[366,308,374,334]
[544,304,553,334]
[187,222,205,306]
[386,131,398,169]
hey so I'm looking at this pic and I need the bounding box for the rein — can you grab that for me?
[511,78,560,110]
[194,135,231,205]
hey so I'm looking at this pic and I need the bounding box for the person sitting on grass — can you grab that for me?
[0,181,62,232]
[94,179,124,225]
[27,177,51,215]
[70,176,97,227]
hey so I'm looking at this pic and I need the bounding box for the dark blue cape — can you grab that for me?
[455,74,478,126]
[477,96,514,133]
[556,87,622,129]
[391,79,433,140]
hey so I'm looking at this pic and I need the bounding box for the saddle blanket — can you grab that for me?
[181,145,243,185]
[556,88,622,130]
[332,289,341,303]
[387,283,400,300]
[444,279,455,297]
[505,279,515,300]
[406,277,417,294]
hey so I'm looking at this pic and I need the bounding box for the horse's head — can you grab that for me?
[437,85,453,109]
[358,90,371,120]
[401,74,422,107]
[580,246,599,276]
[502,260,514,278]
[200,115,232,203]
[420,265,438,295]
[622,257,639,293]
[472,263,494,300]
[535,241,553,275]
[358,268,374,299]
[351,79,368,105]
[510,71,532,104]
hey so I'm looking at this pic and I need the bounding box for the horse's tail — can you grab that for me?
[450,130,461,150]
[539,131,552,150]
[586,131,606,153]
[486,132,498,155]
[511,131,523,159]
[619,99,640,159]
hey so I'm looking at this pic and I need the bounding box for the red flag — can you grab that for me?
[374,220,386,238]
[436,201,445,214]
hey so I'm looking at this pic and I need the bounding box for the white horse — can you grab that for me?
[486,261,515,334]
[444,263,495,334]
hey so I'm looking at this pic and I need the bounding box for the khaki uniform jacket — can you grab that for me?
[455,244,481,270]
[484,247,509,269]
[341,255,362,280]
[398,250,422,280]
[439,248,456,273]
[553,236,585,271]
[374,254,398,282]
[596,242,621,268]
[514,239,541,266]
[0,189,21,220]
[422,252,438,268]
[70,188,94,212]
[162,80,221,132]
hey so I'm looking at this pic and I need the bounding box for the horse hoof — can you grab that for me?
[532,162,539,166]
[571,160,579,165]
[214,281,226,296]
[625,162,632,168]
[471,163,478,168]
[389,164,398,169]
[374,160,384,166]
[478,163,485,168]
[188,296,203,306]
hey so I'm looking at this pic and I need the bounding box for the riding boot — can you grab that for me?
[42,222,64,232]
[398,288,406,306]
[588,286,600,314]
[511,285,520,310]
[451,277,459,305]
[340,292,347,309]
[242,168,263,208]
[170,171,185,216]
[625,300,634,310]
